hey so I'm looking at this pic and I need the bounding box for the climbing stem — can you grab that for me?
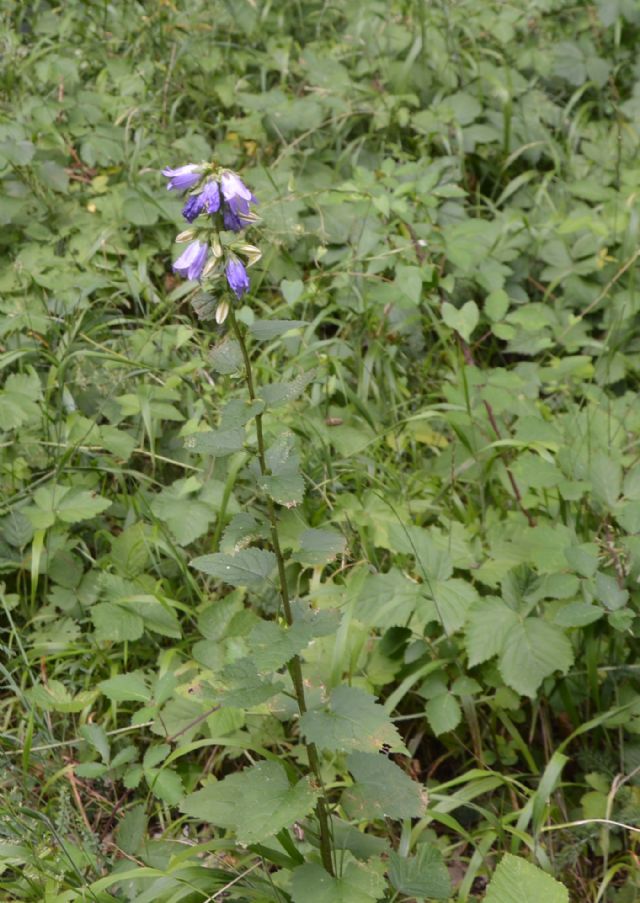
[228,307,335,876]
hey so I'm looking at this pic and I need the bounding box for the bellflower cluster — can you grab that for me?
[163,162,260,314]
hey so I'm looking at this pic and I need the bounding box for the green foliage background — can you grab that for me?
[1,0,640,900]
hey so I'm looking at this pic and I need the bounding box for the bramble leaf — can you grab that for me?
[300,686,407,754]
[182,761,317,844]
[484,854,568,903]
[342,752,426,820]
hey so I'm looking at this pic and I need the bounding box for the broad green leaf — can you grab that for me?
[300,686,407,754]
[250,604,338,672]
[293,528,346,565]
[116,806,146,856]
[209,339,242,374]
[261,371,314,407]
[281,279,304,305]
[594,571,628,611]
[26,680,97,713]
[342,752,426,819]
[388,845,452,899]
[261,433,305,506]
[465,596,519,667]
[28,485,111,529]
[185,427,245,456]
[98,672,152,703]
[280,279,304,306]
[499,619,574,697]
[182,761,317,844]
[220,399,264,429]
[354,569,423,630]
[91,602,144,643]
[249,319,306,339]
[291,860,386,903]
[190,549,276,588]
[423,578,478,634]
[426,693,462,736]
[215,658,284,707]
[441,300,479,342]
[484,854,568,903]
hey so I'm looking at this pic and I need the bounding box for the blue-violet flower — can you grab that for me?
[173,240,209,281]
[163,164,202,192]
[226,258,250,298]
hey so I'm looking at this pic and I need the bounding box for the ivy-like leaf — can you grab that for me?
[181,761,317,844]
[300,686,407,754]
[190,548,276,588]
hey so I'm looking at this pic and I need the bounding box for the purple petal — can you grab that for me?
[201,180,221,214]
[182,194,205,222]
[223,207,244,232]
[162,164,202,192]
[221,171,252,203]
[173,240,208,281]
[225,258,250,298]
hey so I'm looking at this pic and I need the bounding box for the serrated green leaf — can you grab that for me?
[250,603,339,672]
[182,761,317,844]
[261,371,314,408]
[465,596,519,667]
[291,860,386,903]
[209,339,242,374]
[342,752,426,820]
[185,427,245,456]
[91,602,144,643]
[98,672,151,703]
[484,854,568,903]
[300,686,407,754]
[388,845,452,899]
[426,693,462,735]
[293,528,346,565]
[190,548,276,587]
[499,619,574,697]
[261,433,305,506]
[216,658,284,707]
[220,399,264,429]
[249,319,306,339]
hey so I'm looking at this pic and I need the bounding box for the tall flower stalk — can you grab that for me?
[164,160,335,875]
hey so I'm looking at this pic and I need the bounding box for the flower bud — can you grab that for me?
[202,257,219,278]
[176,228,196,243]
[237,244,262,267]
[215,300,230,324]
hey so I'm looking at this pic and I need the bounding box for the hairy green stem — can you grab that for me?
[228,307,335,876]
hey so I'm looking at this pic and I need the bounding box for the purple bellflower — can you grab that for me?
[182,180,222,223]
[220,171,257,231]
[173,240,209,281]
[226,258,250,298]
[162,164,202,192]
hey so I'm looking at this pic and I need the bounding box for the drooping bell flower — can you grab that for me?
[162,164,202,192]
[225,257,250,298]
[220,171,257,230]
[173,240,209,281]
[182,180,222,223]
